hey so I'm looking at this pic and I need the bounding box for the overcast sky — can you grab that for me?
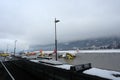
[0,0,120,51]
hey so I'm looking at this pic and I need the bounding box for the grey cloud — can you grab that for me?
[0,0,120,49]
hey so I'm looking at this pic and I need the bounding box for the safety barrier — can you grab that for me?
[8,59,109,80]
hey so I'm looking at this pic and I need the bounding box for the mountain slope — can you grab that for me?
[30,37,120,51]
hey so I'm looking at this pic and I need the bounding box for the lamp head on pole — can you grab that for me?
[55,19,60,23]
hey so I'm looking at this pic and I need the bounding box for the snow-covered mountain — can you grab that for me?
[30,37,120,51]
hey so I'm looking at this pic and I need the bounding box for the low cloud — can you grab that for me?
[0,0,120,51]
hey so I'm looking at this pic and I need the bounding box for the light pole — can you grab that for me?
[14,40,17,56]
[54,18,60,61]
[6,44,9,53]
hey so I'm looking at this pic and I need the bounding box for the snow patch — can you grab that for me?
[30,60,39,63]
[84,68,120,80]
[55,64,72,70]
[79,49,120,53]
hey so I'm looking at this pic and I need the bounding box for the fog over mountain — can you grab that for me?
[0,0,120,51]
[30,37,120,51]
